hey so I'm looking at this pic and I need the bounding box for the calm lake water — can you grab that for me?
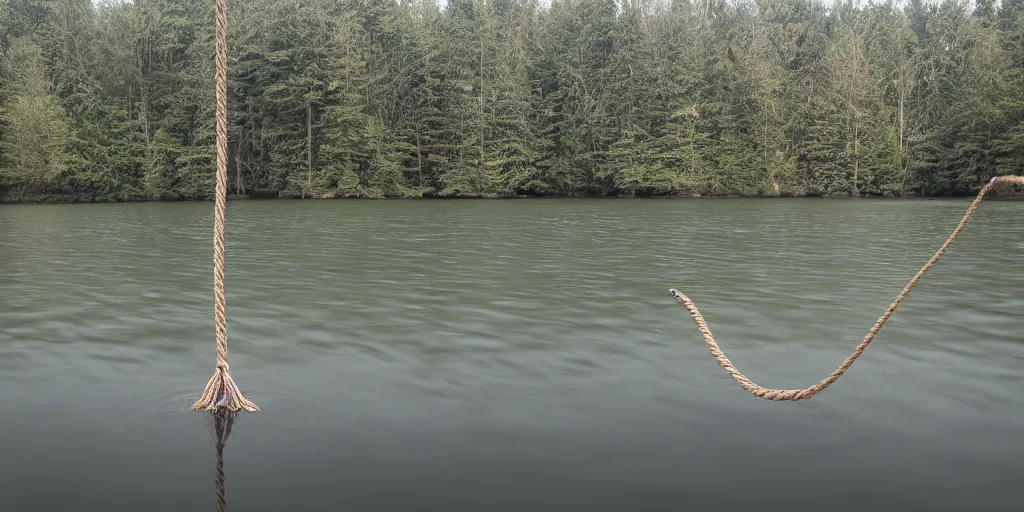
[1,197,1022,511]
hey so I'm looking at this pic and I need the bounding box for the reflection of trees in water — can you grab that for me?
[204,409,238,512]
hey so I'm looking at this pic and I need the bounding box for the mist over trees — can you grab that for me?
[1,0,1022,201]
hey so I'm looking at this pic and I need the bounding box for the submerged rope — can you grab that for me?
[671,175,1024,401]
[192,0,258,412]
[205,409,237,512]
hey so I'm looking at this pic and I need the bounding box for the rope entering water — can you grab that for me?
[671,175,1024,401]
[192,0,258,413]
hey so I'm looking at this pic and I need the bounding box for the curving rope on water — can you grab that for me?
[671,175,1024,401]
[192,0,258,413]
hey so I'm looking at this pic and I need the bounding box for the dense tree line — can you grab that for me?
[0,0,1022,201]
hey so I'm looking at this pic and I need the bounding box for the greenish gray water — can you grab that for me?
[1,198,1022,511]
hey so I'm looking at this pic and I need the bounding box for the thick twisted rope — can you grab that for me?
[671,175,1024,401]
[205,409,237,512]
[192,0,258,413]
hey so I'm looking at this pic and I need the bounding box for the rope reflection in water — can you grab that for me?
[204,408,238,512]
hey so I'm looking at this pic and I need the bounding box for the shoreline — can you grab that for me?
[3,191,1023,205]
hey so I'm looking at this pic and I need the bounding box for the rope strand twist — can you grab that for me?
[671,175,1024,401]
[205,409,237,512]
[192,0,258,413]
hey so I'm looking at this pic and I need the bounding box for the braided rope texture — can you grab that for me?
[206,409,237,512]
[192,0,258,413]
[671,175,1024,401]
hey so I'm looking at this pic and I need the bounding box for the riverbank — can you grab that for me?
[4,175,1024,205]
[4,189,1023,204]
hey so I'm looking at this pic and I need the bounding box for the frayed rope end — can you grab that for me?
[191,366,260,412]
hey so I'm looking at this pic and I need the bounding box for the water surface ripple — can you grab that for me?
[1,198,1022,511]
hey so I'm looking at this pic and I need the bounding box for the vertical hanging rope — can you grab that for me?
[192,0,259,413]
[670,175,1024,401]
[206,409,237,512]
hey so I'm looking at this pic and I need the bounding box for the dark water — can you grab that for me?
[1,197,1022,511]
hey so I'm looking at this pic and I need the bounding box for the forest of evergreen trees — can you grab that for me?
[0,0,1022,201]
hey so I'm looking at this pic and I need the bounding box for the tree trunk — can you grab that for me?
[853,120,859,197]
[415,122,423,188]
[898,66,905,156]
[235,126,244,196]
[307,100,312,199]
[690,120,697,176]
[479,26,486,191]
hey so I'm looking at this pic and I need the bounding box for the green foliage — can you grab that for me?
[0,37,74,196]
[1,0,1023,202]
